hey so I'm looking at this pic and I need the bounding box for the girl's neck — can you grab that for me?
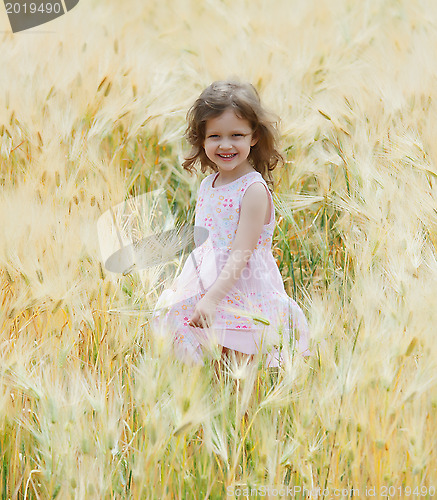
[214,167,257,187]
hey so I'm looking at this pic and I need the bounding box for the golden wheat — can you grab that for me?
[0,0,436,497]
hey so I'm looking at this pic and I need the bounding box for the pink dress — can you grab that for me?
[153,170,310,365]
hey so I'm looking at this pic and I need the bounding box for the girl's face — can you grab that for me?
[203,108,258,175]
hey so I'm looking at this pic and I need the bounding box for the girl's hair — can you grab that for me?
[182,80,283,191]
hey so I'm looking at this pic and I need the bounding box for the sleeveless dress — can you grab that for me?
[152,170,310,365]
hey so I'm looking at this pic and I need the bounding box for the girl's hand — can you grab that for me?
[188,295,218,328]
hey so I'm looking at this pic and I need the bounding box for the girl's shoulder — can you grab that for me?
[240,171,271,194]
[198,172,216,191]
[202,172,216,184]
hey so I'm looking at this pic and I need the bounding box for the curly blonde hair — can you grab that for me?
[182,80,283,191]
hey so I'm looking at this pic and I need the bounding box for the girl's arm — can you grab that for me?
[188,182,269,327]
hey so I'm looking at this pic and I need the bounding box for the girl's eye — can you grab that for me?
[207,135,219,139]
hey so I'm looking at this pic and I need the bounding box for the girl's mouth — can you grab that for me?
[217,153,237,159]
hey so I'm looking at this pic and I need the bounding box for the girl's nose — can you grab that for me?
[220,138,233,149]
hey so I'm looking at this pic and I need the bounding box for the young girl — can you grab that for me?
[153,80,310,365]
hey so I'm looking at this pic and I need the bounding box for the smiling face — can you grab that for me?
[203,108,258,178]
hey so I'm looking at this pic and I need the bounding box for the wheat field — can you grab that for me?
[0,0,436,498]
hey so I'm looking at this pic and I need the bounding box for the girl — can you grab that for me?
[153,80,310,365]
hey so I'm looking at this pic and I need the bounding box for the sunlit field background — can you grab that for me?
[1,0,437,498]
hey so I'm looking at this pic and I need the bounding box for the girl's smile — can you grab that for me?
[216,153,238,162]
[203,108,258,182]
